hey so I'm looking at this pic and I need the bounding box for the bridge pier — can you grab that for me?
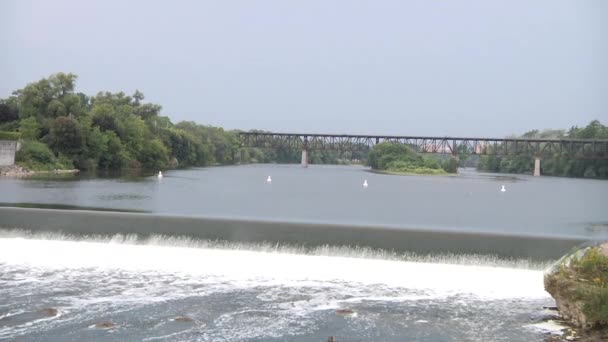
[301,149,308,168]
[534,156,541,177]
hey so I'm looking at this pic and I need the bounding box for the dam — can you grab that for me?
[1,165,607,341]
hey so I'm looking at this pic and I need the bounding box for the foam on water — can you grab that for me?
[0,233,550,301]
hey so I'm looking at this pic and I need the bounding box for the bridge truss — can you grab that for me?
[238,132,608,159]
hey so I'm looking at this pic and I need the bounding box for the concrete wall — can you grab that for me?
[0,140,19,166]
[0,207,593,261]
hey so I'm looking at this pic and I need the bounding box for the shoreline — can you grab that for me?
[372,169,452,177]
[0,165,79,178]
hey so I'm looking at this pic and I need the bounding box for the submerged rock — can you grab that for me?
[335,309,357,317]
[38,308,58,317]
[544,242,608,329]
[94,322,116,329]
[172,316,194,322]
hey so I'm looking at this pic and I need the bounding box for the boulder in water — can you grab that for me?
[38,308,58,317]
[94,322,116,329]
[544,242,608,329]
[335,309,357,317]
[172,316,194,322]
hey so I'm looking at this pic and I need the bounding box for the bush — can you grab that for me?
[368,142,451,174]
[16,141,55,164]
[0,131,21,140]
[442,157,459,173]
[138,138,169,170]
[14,141,76,170]
[561,247,608,325]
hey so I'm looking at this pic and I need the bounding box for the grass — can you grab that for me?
[379,166,449,176]
[553,246,608,326]
[0,131,21,140]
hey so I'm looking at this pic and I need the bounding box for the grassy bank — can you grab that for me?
[375,168,449,176]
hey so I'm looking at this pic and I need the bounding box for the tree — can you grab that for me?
[19,117,41,140]
[133,90,144,105]
[139,138,169,169]
[0,99,19,123]
[49,116,84,156]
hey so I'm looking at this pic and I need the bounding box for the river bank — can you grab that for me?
[373,168,450,176]
[0,165,79,178]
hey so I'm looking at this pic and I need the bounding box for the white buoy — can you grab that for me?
[363,179,368,188]
[501,185,506,192]
[267,176,272,183]
[157,171,163,179]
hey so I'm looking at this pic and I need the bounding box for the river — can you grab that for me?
[0,165,607,341]
[1,165,607,237]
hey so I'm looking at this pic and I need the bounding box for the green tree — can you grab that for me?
[19,117,41,140]
[139,138,169,169]
[49,116,84,156]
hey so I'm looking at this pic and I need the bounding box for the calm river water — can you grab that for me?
[1,164,607,237]
[0,165,607,341]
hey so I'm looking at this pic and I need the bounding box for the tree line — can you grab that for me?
[476,120,608,178]
[0,73,372,171]
[0,73,605,178]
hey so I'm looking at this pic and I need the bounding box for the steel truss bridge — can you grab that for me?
[238,132,608,159]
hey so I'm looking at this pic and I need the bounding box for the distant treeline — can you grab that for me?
[474,121,608,178]
[0,73,358,171]
[0,73,605,178]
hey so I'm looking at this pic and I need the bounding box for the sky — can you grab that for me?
[1,0,607,137]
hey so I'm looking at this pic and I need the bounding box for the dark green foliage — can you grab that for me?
[442,157,459,173]
[49,116,84,155]
[0,100,19,123]
[16,141,55,164]
[0,131,21,140]
[2,72,249,171]
[368,142,454,174]
[478,121,608,178]
[15,140,73,170]
[139,139,169,169]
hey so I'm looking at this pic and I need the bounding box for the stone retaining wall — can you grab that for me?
[0,140,19,166]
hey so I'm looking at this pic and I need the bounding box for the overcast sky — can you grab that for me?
[1,0,607,136]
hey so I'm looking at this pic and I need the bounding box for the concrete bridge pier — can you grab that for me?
[534,156,541,177]
[301,148,308,168]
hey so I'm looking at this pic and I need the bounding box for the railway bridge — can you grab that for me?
[238,132,608,176]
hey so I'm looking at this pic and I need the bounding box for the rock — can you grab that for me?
[335,309,357,317]
[94,322,115,329]
[38,308,58,317]
[327,336,336,342]
[545,242,608,329]
[172,316,193,322]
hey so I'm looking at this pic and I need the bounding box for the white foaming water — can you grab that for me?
[0,235,550,300]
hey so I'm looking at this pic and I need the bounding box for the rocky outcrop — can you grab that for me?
[0,165,79,177]
[545,243,608,329]
[0,165,34,177]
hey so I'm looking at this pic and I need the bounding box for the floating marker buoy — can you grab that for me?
[158,171,163,178]
[363,179,368,188]
[501,185,506,192]
[267,176,272,183]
